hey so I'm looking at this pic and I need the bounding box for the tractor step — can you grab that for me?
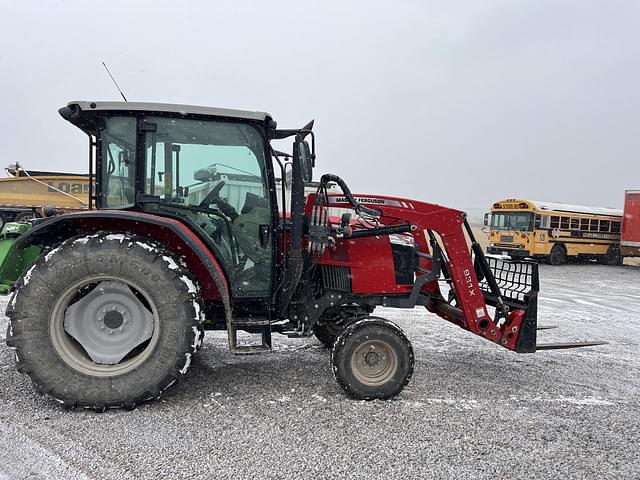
[232,319,271,327]
[536,340,608,351]
[228,317,272,354]
[231,345,272,354]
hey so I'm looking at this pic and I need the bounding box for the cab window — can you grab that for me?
[99,116,137,208]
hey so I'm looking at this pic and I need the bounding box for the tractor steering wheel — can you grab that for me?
[199,181,238,220]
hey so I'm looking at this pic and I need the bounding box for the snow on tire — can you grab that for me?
[331,317,414,400]
[5,233,204,410]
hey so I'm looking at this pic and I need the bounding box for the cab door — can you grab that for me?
[141,116,274,298]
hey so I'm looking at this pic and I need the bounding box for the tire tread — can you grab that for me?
[5,232,205,411]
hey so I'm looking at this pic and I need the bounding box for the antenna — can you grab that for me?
[101,61,128,102]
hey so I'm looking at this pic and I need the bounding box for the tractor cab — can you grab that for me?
[59,101,313,303]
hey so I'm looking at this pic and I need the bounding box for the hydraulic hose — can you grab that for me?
[318,174,381,218]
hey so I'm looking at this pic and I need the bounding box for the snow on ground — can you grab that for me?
[0,264,638,479]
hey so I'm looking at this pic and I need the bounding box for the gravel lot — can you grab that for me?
[1,263,639,479]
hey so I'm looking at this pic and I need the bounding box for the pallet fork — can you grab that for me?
[467,221,606,352]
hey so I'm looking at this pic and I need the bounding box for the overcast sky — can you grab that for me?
[1,0,638,210]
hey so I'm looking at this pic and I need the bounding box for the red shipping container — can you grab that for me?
[621,190,640,257]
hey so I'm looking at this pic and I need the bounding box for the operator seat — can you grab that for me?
[232,192,271,290]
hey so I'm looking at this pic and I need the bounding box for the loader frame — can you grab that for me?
[300,188,540,353]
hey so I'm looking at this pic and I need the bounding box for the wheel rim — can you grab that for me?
[350,339,398,386]
[50,276,160,377]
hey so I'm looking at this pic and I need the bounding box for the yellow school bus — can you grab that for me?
[486,199,623,265]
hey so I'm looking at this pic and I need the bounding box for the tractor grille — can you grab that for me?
[321,265,352,292]
[480,256,538,305]
[500,235,514,243]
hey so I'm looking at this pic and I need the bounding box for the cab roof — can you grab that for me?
[59,101,276,135]
[66,101,271,121]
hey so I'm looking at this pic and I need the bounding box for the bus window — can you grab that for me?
[570,218,579,230]
[580,219,589,231]
[550,216,560,228]
[599,220,610,232]
[535,214,549,229]
[590,219,599,231]
[561,217,570,230]
[612,221,621,234]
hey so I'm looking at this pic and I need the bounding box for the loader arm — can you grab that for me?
[309,193,537,352]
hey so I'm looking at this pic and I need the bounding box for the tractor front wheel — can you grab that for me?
[331,317,414,400]
[5,233,203,410]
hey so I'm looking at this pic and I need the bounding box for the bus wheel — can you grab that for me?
[601,245,623,266]
[548,245,566,265]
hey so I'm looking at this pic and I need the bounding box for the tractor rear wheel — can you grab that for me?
[331,317,414,400]
[5,233,204,410]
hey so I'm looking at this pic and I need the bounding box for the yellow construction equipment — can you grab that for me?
[0,163,88,226]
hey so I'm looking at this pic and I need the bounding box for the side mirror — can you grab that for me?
[296,140,313,182]
[483,212,490,227]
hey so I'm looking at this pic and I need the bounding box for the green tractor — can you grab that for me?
[0,222,40,294]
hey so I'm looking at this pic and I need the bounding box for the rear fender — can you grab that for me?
[15,211,230,311]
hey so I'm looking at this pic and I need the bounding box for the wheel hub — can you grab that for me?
[351,340,398,386]
[364,351,380,366]
[63,281,154,365]
[103,310,124,329]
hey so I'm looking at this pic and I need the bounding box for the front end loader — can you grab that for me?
[2,101,605,410]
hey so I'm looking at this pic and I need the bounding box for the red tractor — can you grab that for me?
[4,101,599,410]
